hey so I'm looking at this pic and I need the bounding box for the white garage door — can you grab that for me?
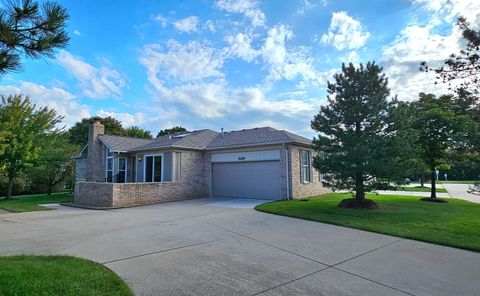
[211,161,281,200]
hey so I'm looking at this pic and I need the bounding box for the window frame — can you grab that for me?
[143,153,164,183]
[300,149,311,183]
[117,157,127,183]
[105,148,114,183]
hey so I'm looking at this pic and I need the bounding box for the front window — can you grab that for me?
[118,157,126,183]
[145,155,162,182]
[106,151,113,182]
[300,150,311,183]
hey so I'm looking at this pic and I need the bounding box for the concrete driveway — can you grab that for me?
[443,183,480,203]
[1,198,480,296]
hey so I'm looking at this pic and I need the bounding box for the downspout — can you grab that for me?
[284,143,291,200]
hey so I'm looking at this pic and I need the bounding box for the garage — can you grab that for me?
[211,150,281,200]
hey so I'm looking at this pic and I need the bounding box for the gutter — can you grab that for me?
[284,142,291,200]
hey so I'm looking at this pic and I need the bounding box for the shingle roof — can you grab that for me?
[98,135,154,152]
[95,127,312,152]
[206,127,312,149]
[130,129,219,151]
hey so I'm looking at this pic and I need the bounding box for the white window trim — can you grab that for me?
[300,150,311,183]
[118,157,127,183]
[105,148,114,182]
[143,153,164,182]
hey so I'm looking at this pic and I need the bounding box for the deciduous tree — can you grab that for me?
[0,94,61,198]
[157,126,188,138]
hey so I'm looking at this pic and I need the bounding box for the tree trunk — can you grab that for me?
[420,173,424,187]
[355,171,365,200]
[47,185,52,196]
[430,170,437,199]
[6,177,14,199]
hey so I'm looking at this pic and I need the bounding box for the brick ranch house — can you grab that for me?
[74,119,329,208]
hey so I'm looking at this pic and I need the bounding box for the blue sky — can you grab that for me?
[0,0,478,137]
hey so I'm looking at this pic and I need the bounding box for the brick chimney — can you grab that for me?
[86,118,105,182]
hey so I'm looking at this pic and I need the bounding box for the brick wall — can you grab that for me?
[86,121,105,182]
[74,182,114,208]
[289,145,330,199]
[74,150,209,209]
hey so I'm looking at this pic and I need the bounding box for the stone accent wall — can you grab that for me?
[74,150,209,209]
[74,182,114,208]
[289,145,330,199]
[86,121,105,182]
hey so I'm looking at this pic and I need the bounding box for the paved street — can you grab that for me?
[1,198,480,295]
[443,183,480,203]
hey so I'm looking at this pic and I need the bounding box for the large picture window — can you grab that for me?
[144,154,162,182]
[300,150,311,183]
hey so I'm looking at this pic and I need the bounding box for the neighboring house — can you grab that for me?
[74,119,329,208]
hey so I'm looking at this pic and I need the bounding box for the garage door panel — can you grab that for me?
[212,161,281,200]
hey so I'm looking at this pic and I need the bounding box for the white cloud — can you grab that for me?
[172,16,199,33]
[260,25,325,87]
[215,0,266,27]
[0,82,90,127]
[205,19,216,32]
[56,51,126,99]
[381,0,476,99]
[411,0,480,25]
[139,40,224,82]
[320,11,370,50]
[225,32,260,62]
[73,29,81,36]
[296,0,327,16]
[235,87,317,117]
[154,14,169,27]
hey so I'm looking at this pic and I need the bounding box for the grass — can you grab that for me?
[256,193,480,252]
[396,186,447,193]
[438,180,478,184]
[0,256,132,296]
[0,192,73,213]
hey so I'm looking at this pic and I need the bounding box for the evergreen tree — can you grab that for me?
[311,62,392,209]
[421,17,480,94]
[0,0,69,75]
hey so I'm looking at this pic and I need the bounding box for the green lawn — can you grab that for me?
[0,256,132,296]
[396,186,447,193]
[0,192,73,212]
[438,180,478,184]
[256,193,480,252]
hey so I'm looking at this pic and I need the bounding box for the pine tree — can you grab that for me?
[311,62,392,209]
[0,0,69,75]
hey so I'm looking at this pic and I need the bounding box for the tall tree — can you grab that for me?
[312,62,392,209]
[157,126,188,138]
[26,132,77,195]
[125,126,152,139]
[411,93,461,201]
[0,0,69,75]
[421,17,480,94]
[0,95,61,198]
[68,116,125,146]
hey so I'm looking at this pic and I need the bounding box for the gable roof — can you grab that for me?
[93,127,312,153]
[98,135,154,152]
[130,129,219,151]
[206,127,311,149]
